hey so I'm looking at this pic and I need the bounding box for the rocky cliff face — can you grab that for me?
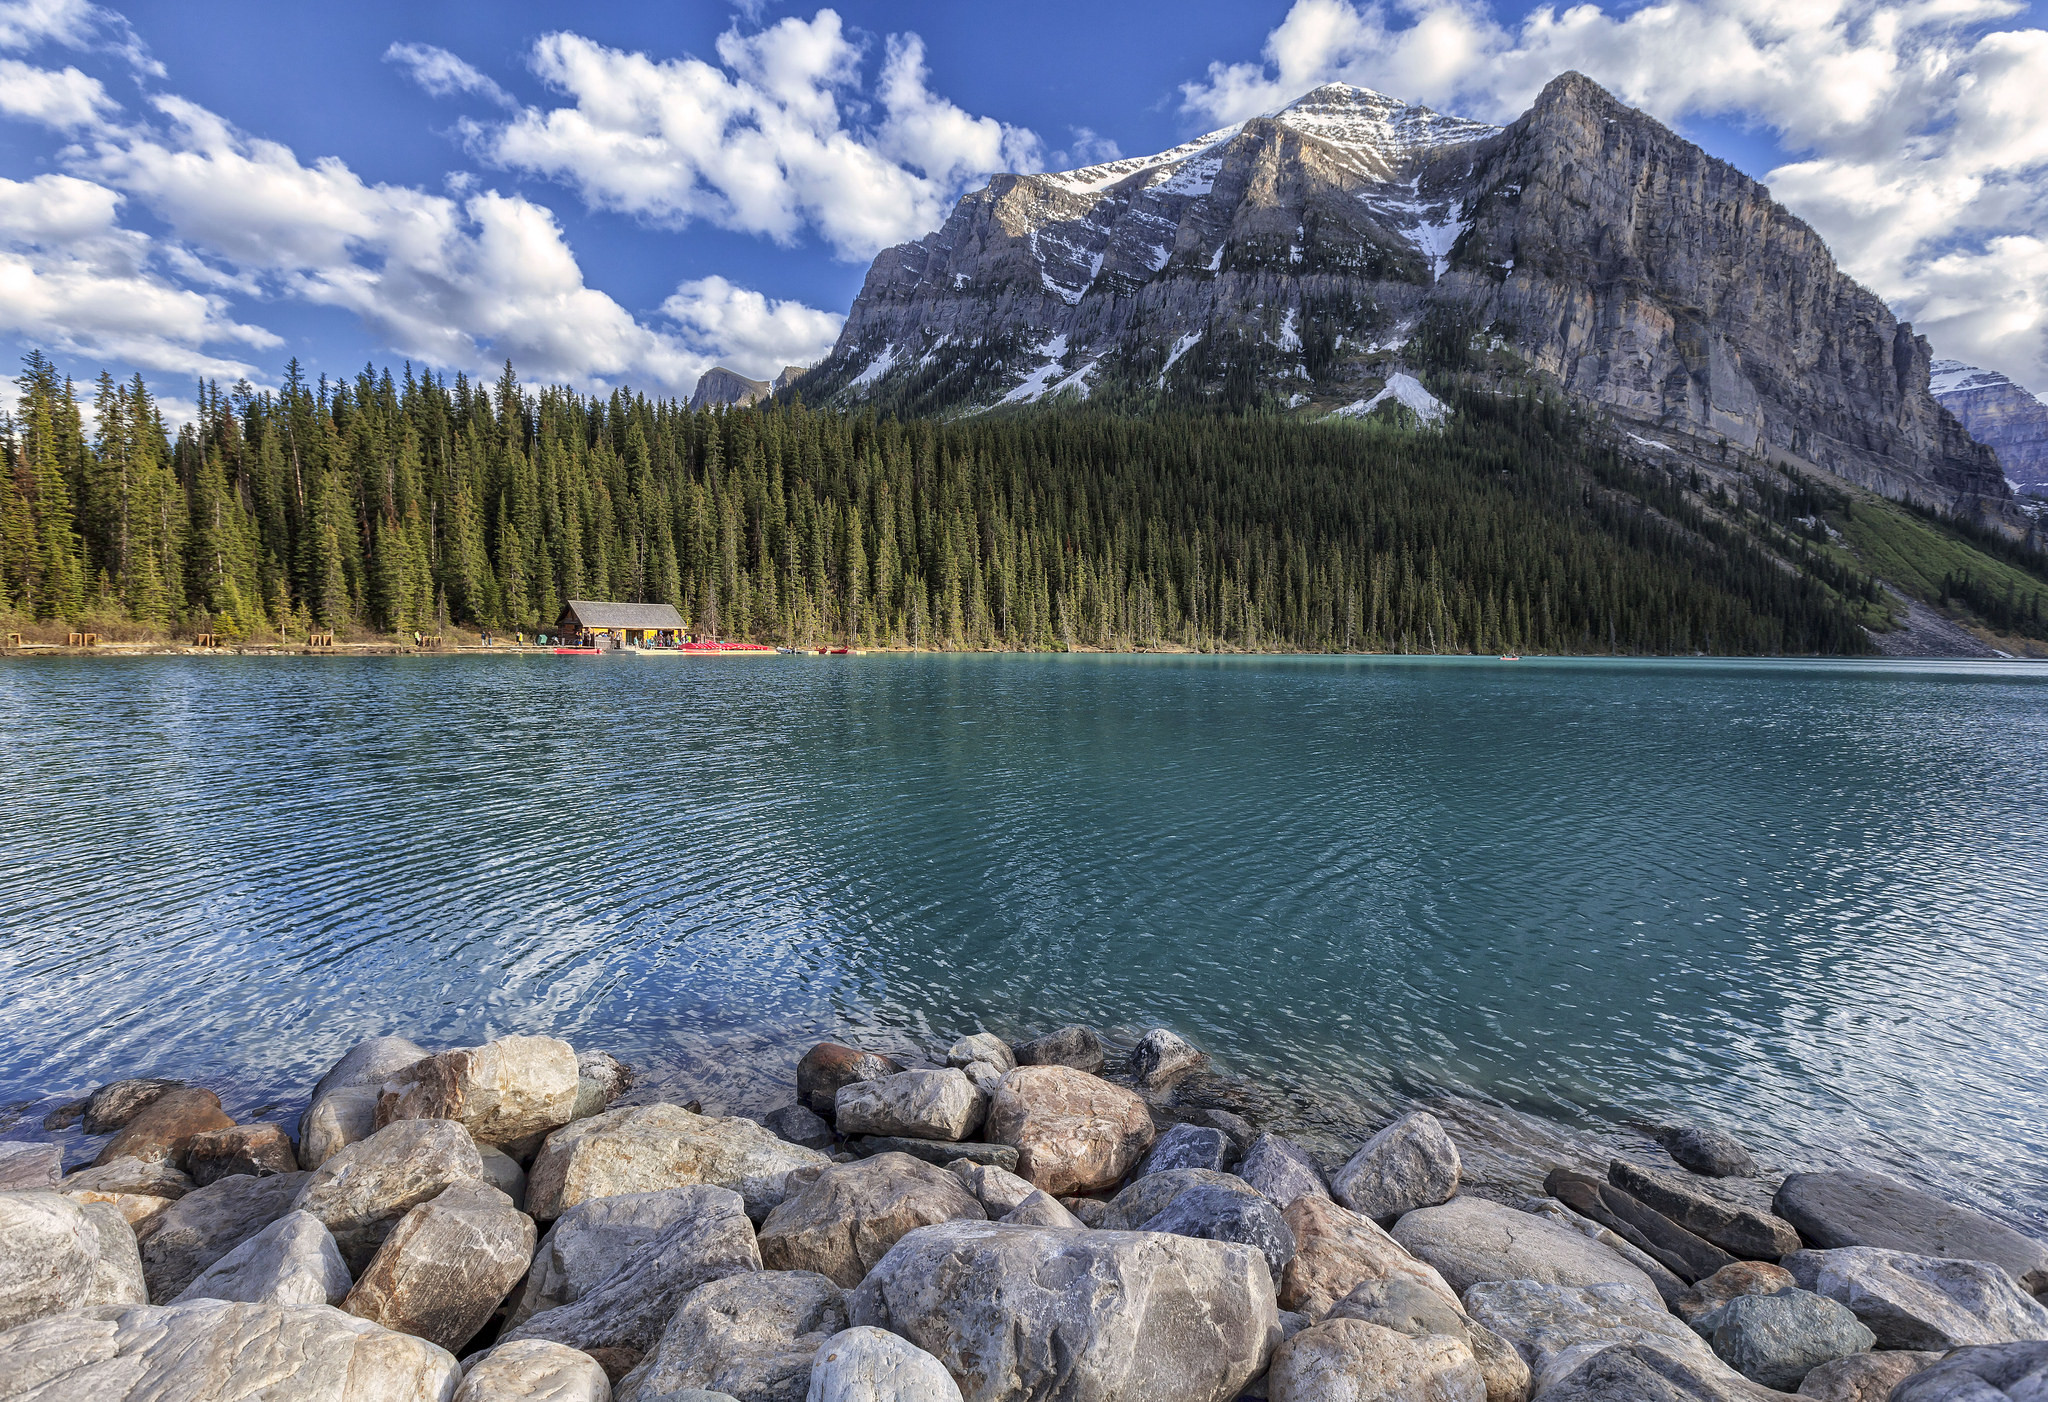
[689,367,774,411]
[804,74,2008,516]
[1932,361,2048,497]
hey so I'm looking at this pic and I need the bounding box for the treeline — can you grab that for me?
[1,351,1873,654]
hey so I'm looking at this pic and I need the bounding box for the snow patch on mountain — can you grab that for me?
[1334,372,1450,425]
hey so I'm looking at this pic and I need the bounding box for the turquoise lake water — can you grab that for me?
[2,653,2044,1228]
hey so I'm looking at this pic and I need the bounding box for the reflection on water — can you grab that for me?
[2,653,2044,1228]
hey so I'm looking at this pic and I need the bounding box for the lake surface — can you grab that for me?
[3,652,2045,1230]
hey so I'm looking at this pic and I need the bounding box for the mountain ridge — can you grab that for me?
[1931,359,2048,498]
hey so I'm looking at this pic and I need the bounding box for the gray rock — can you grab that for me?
[946,1160,1038,1217]
[456,1338,612,1402]
[1011,1026,1105,1075]
[1103,1167,1262,1230]
[796,1046,904,1121]
[764,1105,836,1151]
[1659,1127,1757,1179]
[173,1210,351,1307]
[1239,1134,1331,1210]
[1392,1196,1663,1302]
[1609,1161,1801,1260]
[503,1186,762,1357]
[1792,1350,1940,1401]
[1523,1195,1692,1310]
[186,1124,299,1186]
[1775,1173,2048,1295]
[300,1086,383,1172]
[849,1220,1277,1402]
[1281,1195,1464,1323]
[983,1064,1154,1196]
[1700,1289,1875,1390]
[81,1078,184,1135]
[1676,1262,1800,1328]
[478,1145,528,1209]
[342,1182,536,1354]
[760,1153,986,1288]
[1783,1246,2048,1351]
[944,1035,1014,1074]
[293,1119,485,1272]
[958,1063,1005,1097]
[508,1186,753,1333]
[1265,1317,1486,1402]
[1141,1184,1296,1283]
[377,1034,582,1148]
[1537,1342,1786,1402]
[851,1138,1015,1173]
[94,1087,235,1169]
[619,1270,848,1402]
[138,1169,310,1302]
[1326,1279,1531,1402]
[58,1156,194,1200]
[834,1071,984,1143]
[303,1035,430,1122]
[999,1190,1084,1228]
[1185,1108,1258,1151]
[1545,1167,1737,1284]
[1889,1342,2048,1401]
[525,1103,828,1223]
[0,1140,63,1190]
[1138,1122,1235,1175]
[1462,1279,1732,1396]
[1128,1028,1205,1088]
[1333,1114,1461,1226]
[1059,1196,1110,1228]
[573,1050,634,1122]
[806,1325,964,1402]
[0,1298,460,1397]
[77,1199,149,1312]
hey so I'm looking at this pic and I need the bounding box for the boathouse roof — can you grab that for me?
[558,600,686,630]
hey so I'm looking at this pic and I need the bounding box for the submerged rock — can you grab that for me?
[1775,1172,2048,1295]
[797,1045,903,1121]
[185,1124,299,1185]
[1658,1126,1757,1179]
[138,1169,311,1302]
[1391,1195,1661,1301]
[80,1077,184,1135]
[759,1153,986,1287]
[807,1325,964,1402]
[292,1118,485,1272]
[1239,1134,1331,1210]
[525,1102,828,1222]
[342,1181,536,1354]
[850,1220,1278,1402]
[93,1088,235,1169]
[1012,1026,1106,1075]
[983,1064,1154,1196]
[377,1034,582,1148]
[1279,1195,1462,1322]
[619,1270,848,1402]
[1784,1246,2048,1350]
[834,1070,985,1143]
[172,1210,351,1308]
[1332,1113,1461,1226]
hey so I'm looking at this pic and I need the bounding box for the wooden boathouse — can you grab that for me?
[556,599,686,647]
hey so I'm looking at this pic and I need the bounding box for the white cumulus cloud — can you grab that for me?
[0,0,158,73]
[661,274,844,380]
[1182,0,2048,394]
[384,41,515,108]
[0,55,114,127]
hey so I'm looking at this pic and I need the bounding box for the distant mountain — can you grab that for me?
[799,73,2008,520]
[1931,360,2048,497]
[689,366,773,410]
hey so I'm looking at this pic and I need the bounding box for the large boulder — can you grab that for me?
[834,1071,985,1143]
[525,1103,828,1222]
[1522,1196,1691,1309]
[503,1186,762,1357]
[342,1182,536,1353]
[1142,1184,1297,1283]
[1012,1026,1106,1075]
[983,1065,1155,1196]
[1462,1280,1734,1396]
[1697,1289,1875,1390]
[1,1192,148,1329]
[850,1221,1278,1402]
[1890,1342,2048,1401]
[1128,1029,1205,1088]
[1240,1135,1331,1210]
[1281,1195,1462,1322]
[1391,1196,1662,1301]
[759,1153,985,1287]
[1608,1162,1801,1261]
[186,1124,299,1185]
[1137,1122,1235,1175]
[0,1140,62,1189]
[303,1035,430,1122]
[377,1035,581,1148]
[174,1210,352,1307]
[618,1270,848,1402]
[797,1045,903,1121]
[0,1298,461,1399]
[1658,1127,1757,1179]
[1775,1173,2048,1295]
[1783,1247,2048,1351]
[1266,1317,1486,1402]
[1332,1114,1461,1226]
[1326,1279,1530,1402]
[1544,1168,1737,1284]
[292,1119,485,1272]
[58,1156,193,1200]
[1792,1350,1940,1401]
[807,1326,964,1402]
[136,1170,310,1302]
[509,1186,744,1331]
[93,1088,236,1169]
[455,1339,612,1402]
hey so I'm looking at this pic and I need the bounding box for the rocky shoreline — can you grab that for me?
[2,1023,2045,1401]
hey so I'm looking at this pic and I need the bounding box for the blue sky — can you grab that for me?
[3,0,2045,421]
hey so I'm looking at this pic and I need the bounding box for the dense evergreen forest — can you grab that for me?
[0,351,1879,654]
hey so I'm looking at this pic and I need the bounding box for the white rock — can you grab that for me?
[507,1187,741,1332]
[174,1210,351,1307]
[377,1035,581,1148]
[1785,1247,2048,1351]
[1267,1317,1486,1402]
[1331,1114,1461,1225]
[946,1161,1038,1217]
[137,1170,311,1302]
[0,1192,146,1331]
[618,1271,849,1402]
[300,1087,383,1171]
[835,1071,986,1143]
[1000,1190,1085,1229]
[524,1102,827,1222]
[1462,1279,1731,1395]
[807,1326,964,1402]
[299,1035,430,1163]
[0,1140,63,1189]
[342,1182,537,1354]
[944,1035,1015,1074]
[293,1119,486,1273]
[456,1339,612,1401]
[1391,1196,1661,1302]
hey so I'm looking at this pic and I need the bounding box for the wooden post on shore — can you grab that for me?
[66,632,99,648]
